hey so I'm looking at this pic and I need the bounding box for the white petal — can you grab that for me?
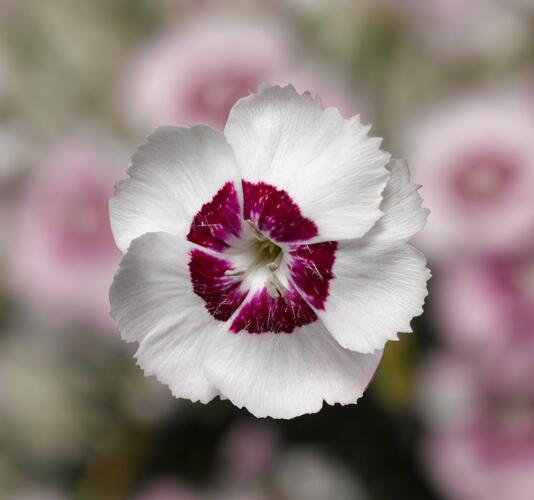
[110,231,221,403]
[289,158,430,353]
[316,241,430,354]
[110,125,241,253]
[224,84,390,241]
[205,322,383,419]
[367,159,429,244]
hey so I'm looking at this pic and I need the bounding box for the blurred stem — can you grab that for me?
[73,419,153,500]
[372,333,418,413]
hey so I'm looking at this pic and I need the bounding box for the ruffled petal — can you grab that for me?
[110,231,382,417]
[110,125,242,253]
[205,322,383,418]
[315,241,430,353]
[366,159,429,244]
[288,159,430,353]
[110,231,245,403]
[224,84,390,241]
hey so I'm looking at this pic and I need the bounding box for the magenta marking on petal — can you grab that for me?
[289,241,338,310]
[188,180,326,330]
[242,181,318,242]
[230,285,317,334]
[189,249,247,321]
[187,181,241,251]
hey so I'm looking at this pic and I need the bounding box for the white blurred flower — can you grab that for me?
[110,84,429,418]
[272,447,368,500]
[417,354,480,432]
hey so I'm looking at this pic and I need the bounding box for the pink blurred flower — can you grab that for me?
[218,421,278,481]
[120,14,358,132]
[420,354,534,500]
[6,136,123,331]
[437,251,534,356]
[404,91,534,261]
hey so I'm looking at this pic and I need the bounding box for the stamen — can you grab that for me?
[265,270,286,299]
[266,280,282,299]
[224,268,245,276]
[224,220,286,299]
[245,219,267,241]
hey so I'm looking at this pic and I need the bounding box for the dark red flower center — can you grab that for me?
[187,181,337,334]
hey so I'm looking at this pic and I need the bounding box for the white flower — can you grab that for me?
[109,84,429,419]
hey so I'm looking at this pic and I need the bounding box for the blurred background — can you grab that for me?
[1,0,534,499]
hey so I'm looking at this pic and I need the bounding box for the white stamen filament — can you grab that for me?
[223,268,246,277]
[266,270,286,299]
[245,219,268,241]
[224,220,286,298]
